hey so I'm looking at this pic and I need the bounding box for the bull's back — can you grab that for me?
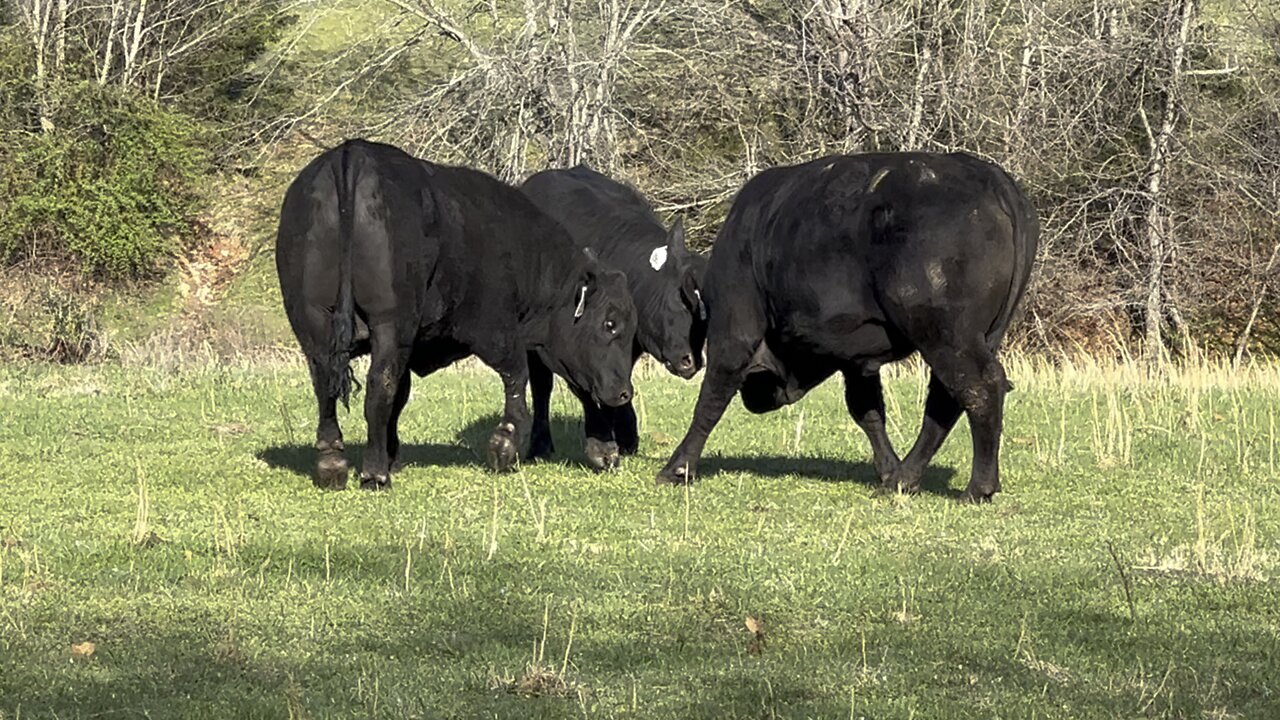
[521,167,666,271]
[710,153,1033,356]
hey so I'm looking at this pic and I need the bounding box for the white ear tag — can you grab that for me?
[649,246,668,271]
[574,284,588,319]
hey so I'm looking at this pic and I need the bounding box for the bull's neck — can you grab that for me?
[631,285,667,358]
[519,240,583,350]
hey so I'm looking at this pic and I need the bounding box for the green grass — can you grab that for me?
[1,358,1278,719]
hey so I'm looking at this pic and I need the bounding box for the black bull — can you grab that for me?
[276,140,638,490]
[657,152,1039,502]
[520,166,708,470]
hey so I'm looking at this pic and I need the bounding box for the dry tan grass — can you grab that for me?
[878,351,1280,393]
[489,600,586,700]
[1135,495,1270,585]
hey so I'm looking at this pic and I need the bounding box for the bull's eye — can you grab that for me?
[604,319,616,334]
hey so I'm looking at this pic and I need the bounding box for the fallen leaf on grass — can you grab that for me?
[745,615,766,655]
[209,422,251,436]
[70,641,96,659]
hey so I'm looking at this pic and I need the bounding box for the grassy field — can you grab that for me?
[1,357,1278,719]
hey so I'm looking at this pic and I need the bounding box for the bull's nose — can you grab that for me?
[677,354,694,370]
[616,388,632,404]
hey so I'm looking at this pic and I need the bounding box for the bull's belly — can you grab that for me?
[739,315,913,414]
[409,338,470,377]
[773,312,912,366]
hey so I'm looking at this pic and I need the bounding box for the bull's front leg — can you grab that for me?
[483,355,531,473]
[571,387,619,471]
[611,402,639,456]
[657,340,754,485]
[525,353,556,461]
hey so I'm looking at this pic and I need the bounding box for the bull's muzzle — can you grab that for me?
[669,353,698,379]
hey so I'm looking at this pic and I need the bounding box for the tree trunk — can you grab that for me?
[99,0,123,85]
[21,0,52,130]
[1141,0,1196,363]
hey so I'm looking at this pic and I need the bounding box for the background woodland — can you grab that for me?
[1,0,1278,360]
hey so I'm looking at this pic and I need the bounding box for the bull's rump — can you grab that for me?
[717,153,1033,359]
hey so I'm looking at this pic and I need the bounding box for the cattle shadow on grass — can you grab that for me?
[458,413,602,472]
[257,442,478,477]
[257,413,596,477]
[700,455,961,497]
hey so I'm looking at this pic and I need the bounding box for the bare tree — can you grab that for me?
[1138,0,1197,361]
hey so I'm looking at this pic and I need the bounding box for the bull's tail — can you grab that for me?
[985,165,1039,350]
[327,141,358,407]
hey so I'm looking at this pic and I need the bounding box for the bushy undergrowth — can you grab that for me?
[0,83,210,280]
[0,274,107,363]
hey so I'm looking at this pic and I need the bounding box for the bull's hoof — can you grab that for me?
[616,436,639,456]
[875,469,920,496]
[488,429,519,472]
[958,486,998,504]
[360,473,391,491]
[584,438,620,472]
[656,460,694,486]
[525,433,555,462]
[315,453,349,491]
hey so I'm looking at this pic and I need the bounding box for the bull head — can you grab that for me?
[666,218,707,321]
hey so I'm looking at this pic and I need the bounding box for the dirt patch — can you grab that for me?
[490,662,587,699]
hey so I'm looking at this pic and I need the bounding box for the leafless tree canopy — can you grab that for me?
[4,0,1279,357]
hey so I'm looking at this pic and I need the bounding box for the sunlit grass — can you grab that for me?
[0,355,1277,718]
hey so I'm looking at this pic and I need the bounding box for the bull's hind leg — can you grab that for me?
[896,347,1007,502]
[309,358,348,490]
[526,354,556,461]
[387,371,412,473]
[886,374,963,494]
[944,350,1007,502]
[842,368,900,485]
[360,327,411,490]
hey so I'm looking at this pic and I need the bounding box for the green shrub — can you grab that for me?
[0,276,106,363]
[0,83,210,280]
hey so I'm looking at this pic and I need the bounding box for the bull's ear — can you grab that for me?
[574,247,599,322]
[666,217,687,257]
[682,269,707,321]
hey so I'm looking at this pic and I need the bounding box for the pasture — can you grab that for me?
[1,357,1278,718]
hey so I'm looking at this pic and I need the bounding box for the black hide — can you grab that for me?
[276,140,637,489]
[656,152,1039,503]
[520,166,707,469]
